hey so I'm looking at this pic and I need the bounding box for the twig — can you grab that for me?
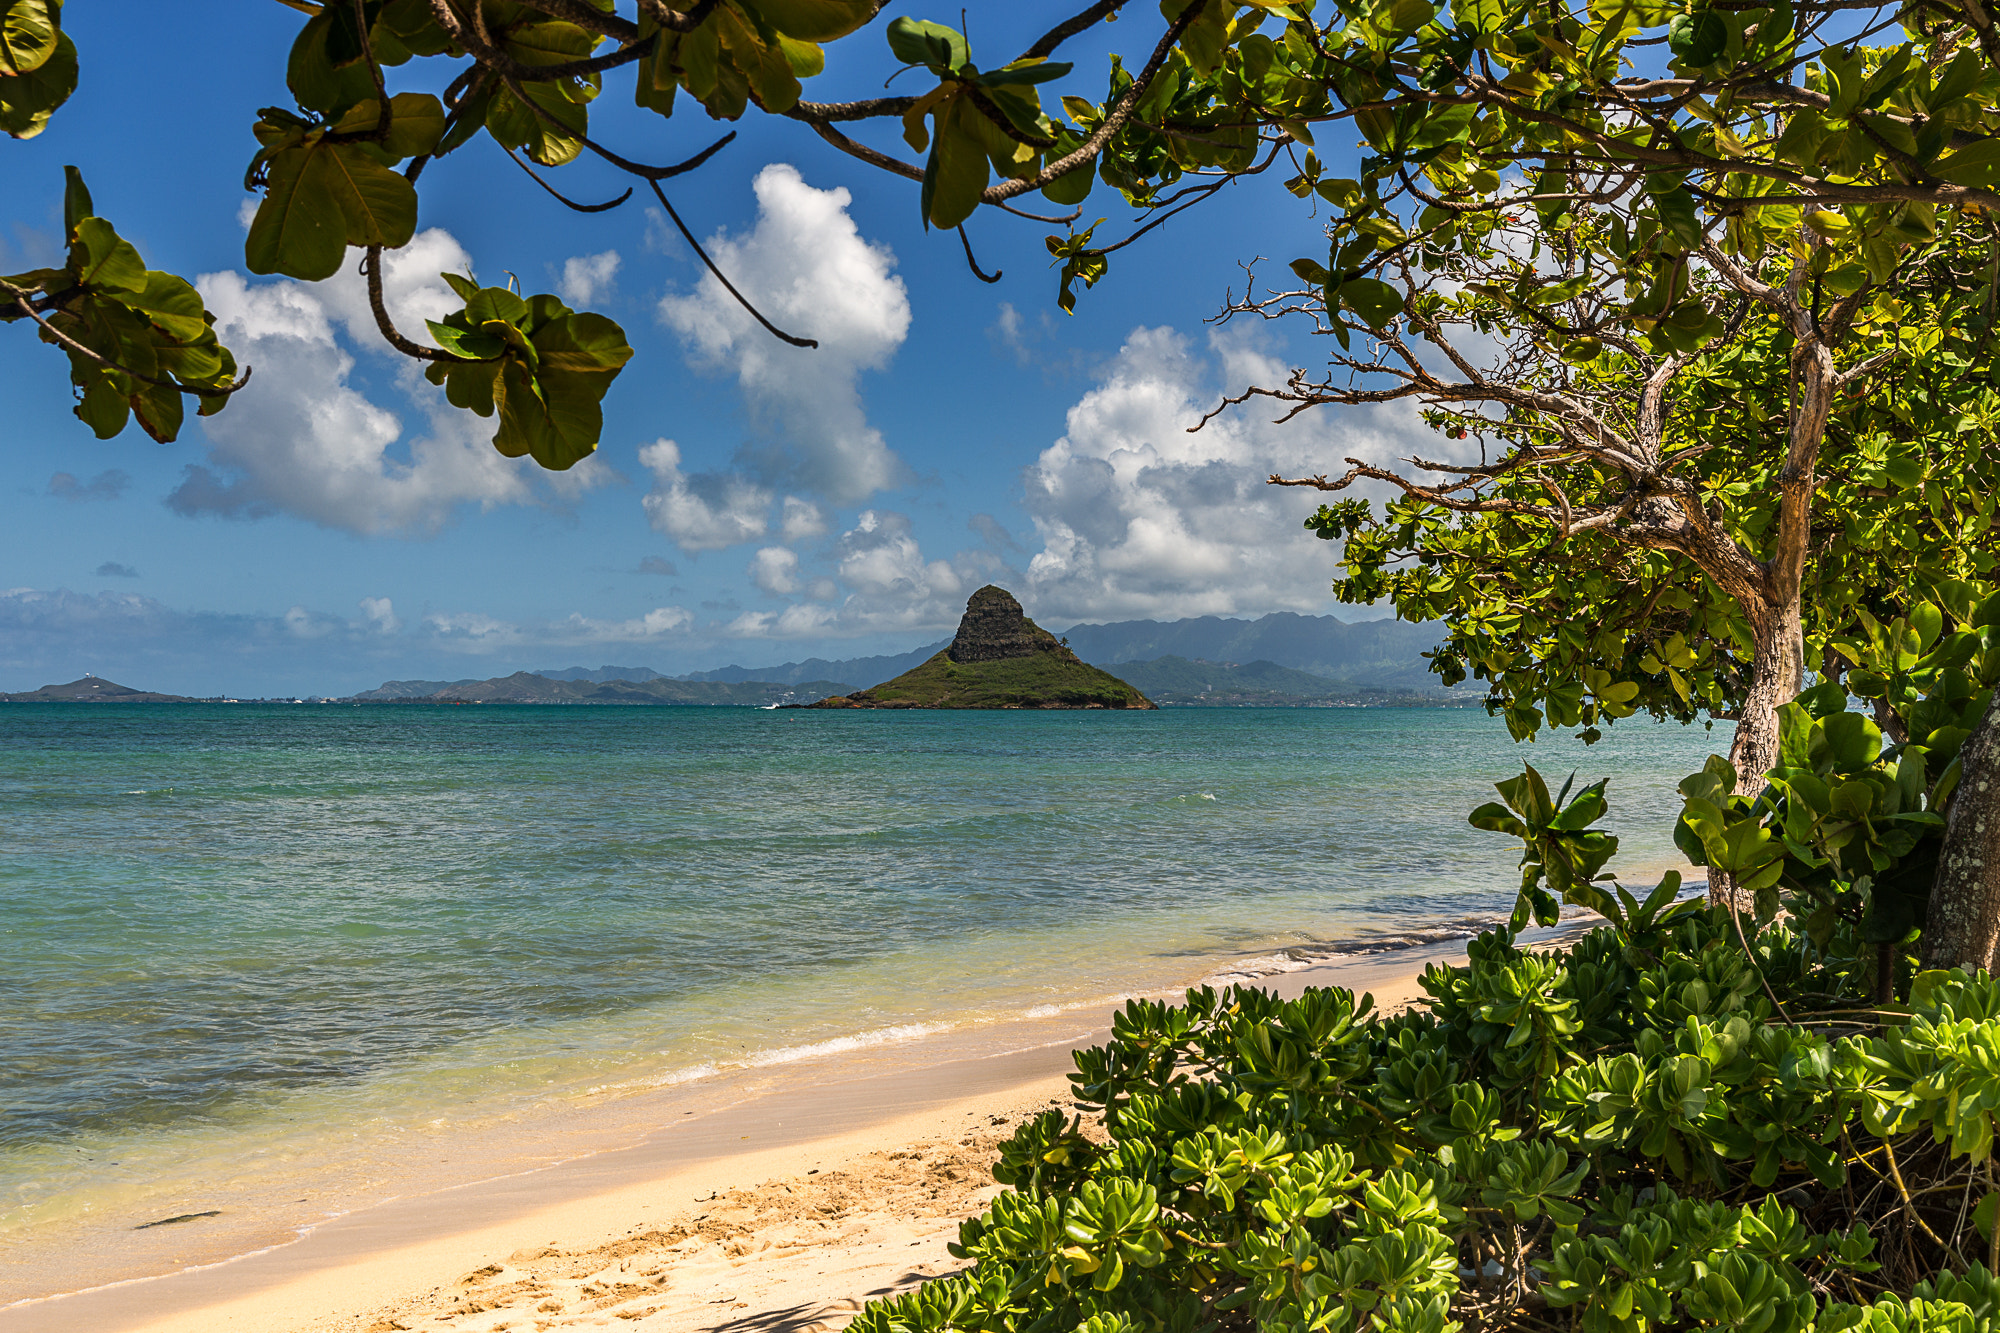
[1882,1137,1950,1250]
[983,0,1212,203]
[1019,0,1125,60]
[360,247,463,363]
[499,142,635,212]
[645,180,818,349]
[0,278,253,398]
[957,225,1002,283]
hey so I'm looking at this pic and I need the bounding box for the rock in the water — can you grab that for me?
[948,586,1041,663]
[807,586,1156,710]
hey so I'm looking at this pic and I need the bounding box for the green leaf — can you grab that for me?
[246,143,350,282]
[1814,712,1882,771]
[70,218,147,293]
[125,270,213,342]
[425,319,506,360]
[526,310,634,468]
[331,92,447,160]
[0,25,73,138]
[1338,277,1404,330]
[1650,186,1704,247]
[924,96,990,229]
[74,371,131,439]
[61,163,92,237]
[0,0,59,77]
[1668,9,1727,66]
[1455,0,1512,36]
[1041,156,1095,206]
[1933,138,2000,189]
[886,16,967,71]
[502,20,596,66]
[1468,801,1528,836]
[129,377,185,445]
[978,58,1074,88]
[286,7,377,114]
[741,0,878,41]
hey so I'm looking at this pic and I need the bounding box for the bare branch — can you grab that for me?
[645,179,819,349]
[1019,1,1125,60]
[636,0,721,35]
[957,226,1002,283]
[361,247,461,363]
[1838,347,1902,385]
[499,142,636,212]
[792,97,921,122]
[514,0,643,42]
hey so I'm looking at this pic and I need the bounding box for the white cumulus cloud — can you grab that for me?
[638,439,771,550]
[1021,326,1432,623]
[780,496,828,542]
[171,231,611,536]
[749,546,802,595]
[658,164,909,506]
[359,596,400,633]
[558,250,621,307]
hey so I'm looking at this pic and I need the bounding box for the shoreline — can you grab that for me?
[0,913,1643,1333]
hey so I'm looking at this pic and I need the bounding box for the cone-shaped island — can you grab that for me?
[809,586,1156,710]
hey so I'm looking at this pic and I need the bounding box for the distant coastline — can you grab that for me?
[4,609,1475,708]
[4,670,1477,710]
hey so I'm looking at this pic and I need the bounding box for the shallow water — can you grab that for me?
[0,703,1721,1250]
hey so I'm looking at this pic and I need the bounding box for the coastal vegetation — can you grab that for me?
[851,681,2000,1331]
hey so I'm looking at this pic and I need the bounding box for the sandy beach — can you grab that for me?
[0,929,1523,1333]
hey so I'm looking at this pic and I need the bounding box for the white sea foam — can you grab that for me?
[745,1022,952,1067]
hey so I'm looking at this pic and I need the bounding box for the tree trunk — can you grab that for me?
[1712,593,1806,909]
[1923,690,2000,973]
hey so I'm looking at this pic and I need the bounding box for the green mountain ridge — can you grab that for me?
[1,677,194,703]
[353,673,846,706]
[1103,656,1477,707]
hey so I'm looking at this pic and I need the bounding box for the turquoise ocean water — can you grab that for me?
[0,703,1722,1264]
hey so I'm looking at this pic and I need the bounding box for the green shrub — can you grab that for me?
[852,649,2000,1331]
[852,906,2000,1332]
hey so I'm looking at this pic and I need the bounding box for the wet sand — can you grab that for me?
[0,889,1684,1333]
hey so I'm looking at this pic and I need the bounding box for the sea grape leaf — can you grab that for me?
[0,25,73,137]
[246,135,418,280]
[743,0,877,41]
[69,217,147,293]
[887,16,967,71]
[246,141,350,281]
[0,0,59,76]
[422,278,633,470]
[330,92,447,160]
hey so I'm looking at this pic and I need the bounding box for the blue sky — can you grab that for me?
[1,4,1422,696]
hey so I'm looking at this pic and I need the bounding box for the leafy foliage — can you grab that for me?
[1667,595,2000,990]
[1468,764,1621,928]
[0,0,74,139]
[889,18,1075,231]
[421,274,633,471]
[1301,227,2000,752]
[0,169,240,443]
[853,892,2000,1331]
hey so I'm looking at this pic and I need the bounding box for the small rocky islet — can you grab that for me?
[808,586,1156,710]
